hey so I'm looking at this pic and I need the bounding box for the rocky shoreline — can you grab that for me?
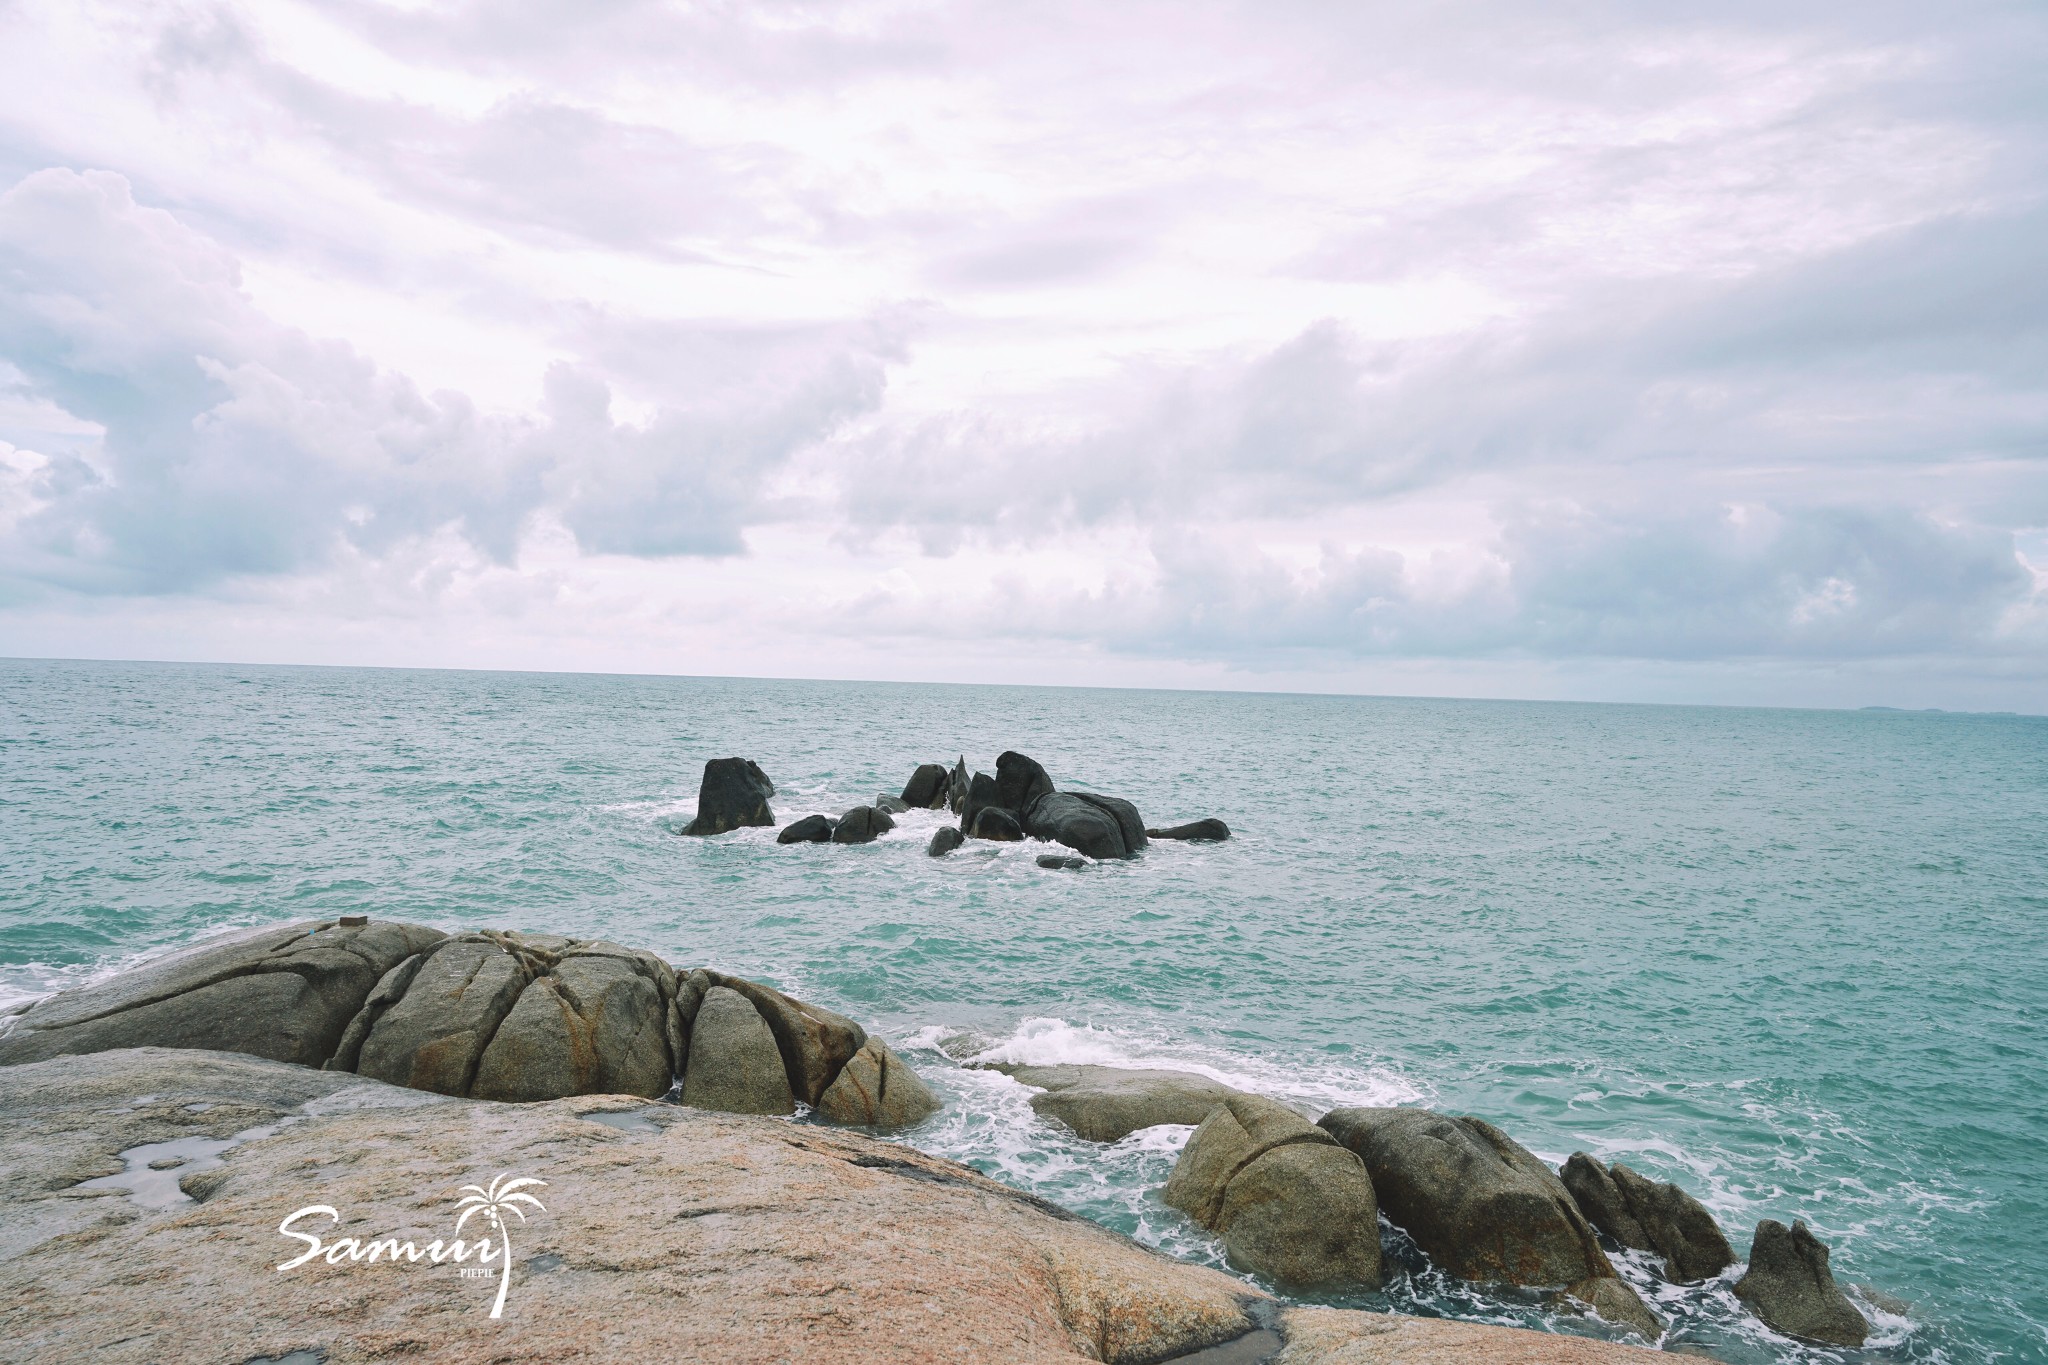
[0,915,1878,1363]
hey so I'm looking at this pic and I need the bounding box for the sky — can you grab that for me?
[0,0,2043,710]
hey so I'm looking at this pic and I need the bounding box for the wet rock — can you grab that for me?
[1069,792,1147,853]
[969,806,1025,841]
[960,770,1001,834]
[776,814,835,844]
[928,826,966,856]
[681,986,794,1115]
[470,945,674,1102]
[901,763,951,809]
[996,749,1056,814]
[832,804,895,844]
[874,794,911,815]
[683,756,776,835]
[1318,1107,1623,1288]
[815,1037,940,1128]
[1037,854,1085,870]
[1564,1153,1734,1284]
[1026,792,1130,859]
[947,755,971,813]
[0,918,445,1069]
[1147,819,1232,842]
[1164,1094,1379,1290]
[1734,1219,1869,1347]
[1565,1276,1667,1342]
[987,1063,1237,1142]
[708,973,867,1107]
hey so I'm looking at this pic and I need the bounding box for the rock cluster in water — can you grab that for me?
[0,917,937,1129]
[992,1062,1874,1349]
[682,751,1232,863]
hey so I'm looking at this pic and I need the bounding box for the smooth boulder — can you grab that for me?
[815,1037,941,1128]
[969,806,1024,841]
[1734,1220,1869,1347]
[1562,1152,1733,1283]
[901,763,951,809]
[683,756,776,835]
[0,918,446,1069]
[1068,792,1147,853]
[682,986,795,1115]
[1147,818,1231,842]
[995,749,1056,814]
[1164,1094,1381,1289]
[989,1063,1238,1142]
[959,770,1000,834]
[832,804,895,844]
[1026,791,1129,859]
[928,826,965,856]
[874,794,911,815]
[352,934,536,1096]
[708,973,868,1106]
[777,814,835,844]
[470,943,675,1103]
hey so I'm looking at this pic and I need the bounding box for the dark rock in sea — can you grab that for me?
[1563,1152,1733,1283]
[0,918,445,1069]
[901,763,951,809]
[683,756,776,835]
[984,1062,1238,1142]
[996,749,1056,815]
[874,794,911,815]
[969,806,1024,841]
[1563,1275,1668,1342]
[1147,818,1232,842]
[1319,1107,1659,1337]
[1026,791,1129,859]
[682,985,795,1115]
[947,755,970,812]
[815,1036,941,1128]
[927,826,965,856]
[1164,1094,1381,1290]
[1037,854,1085,869]
[960,771,1000,835]
[832,804,895,844]
[777,814,835,844]
[1069,791,1147,853]
[1735,1219,1869,1347]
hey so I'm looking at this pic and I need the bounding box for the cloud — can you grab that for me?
[0,169,892,595]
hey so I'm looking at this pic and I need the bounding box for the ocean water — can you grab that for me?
[2,658,2042,1363]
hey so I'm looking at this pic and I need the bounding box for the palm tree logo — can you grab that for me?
[454,1173,547,1319]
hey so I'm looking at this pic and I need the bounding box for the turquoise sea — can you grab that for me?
[2,658,2042,1363]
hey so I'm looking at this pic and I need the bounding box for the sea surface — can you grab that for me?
[2,658,2043,1363]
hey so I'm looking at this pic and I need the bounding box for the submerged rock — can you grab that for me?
[1164,1094,1381,1290]
[815,1037,940,1128]
[832,804,895,844]
[0,1048,1661,1365]
[1037,853,1085,869]
[1735,1219,1870,1347]
[683,756,776,835]
[1319,1107,1659,1337]
[1563,1152,1734,1283]
[986,1063,1237,1142]
[874,794,911,815]
[927,826,965,856]
[776,813,835,844]
[900,762,951,809]
[1147,818,1232,842]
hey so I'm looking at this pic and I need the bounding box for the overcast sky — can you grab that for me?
[1,1,2043,708]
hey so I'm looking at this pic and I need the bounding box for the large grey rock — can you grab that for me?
[0,918,446,1069]
[0,1047,1663,1365]
[353,934,533,1096]
[777,814,835,844]
[815,1037,940,1128]
[832,804,895,844]
[928,826,966,856]
[709,973,867,1106]
[1146,818,1231,842]
[1026,792,1129,859]
[1163,1094,1378,1290]
[990,1063,1237,1142]
[1068,792,1147,854]
[996,750,1056,814]
[960,770,1000,835]
[683,756,775,835]
[901,763,950,809]
[1318,1107,1620,1288]
[1734,1219,1870,1347]
[470,945,674,1102]
[682,986,795,1115]
[1563,1153,1733,1283]
[969,806,1025,841]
